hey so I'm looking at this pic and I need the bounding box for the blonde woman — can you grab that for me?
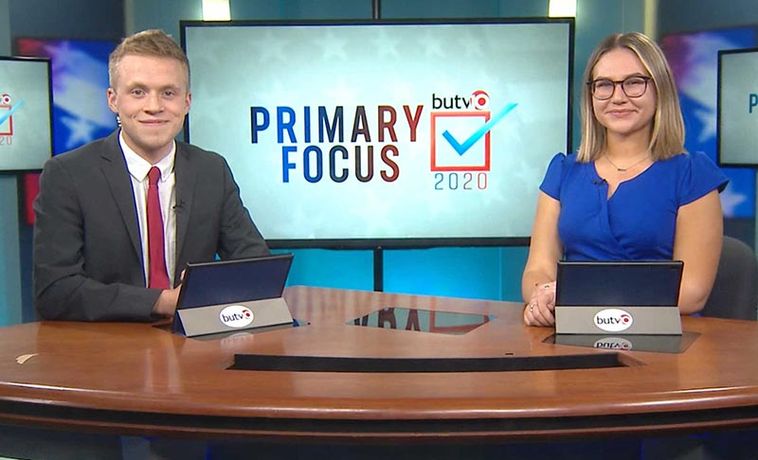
[522,32,728,327]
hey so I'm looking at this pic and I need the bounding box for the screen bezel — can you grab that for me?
[0,56,54,173]
[180,18,575,249]
[717,46,758,168]
[177,253,294,309]
[555,260,684,307]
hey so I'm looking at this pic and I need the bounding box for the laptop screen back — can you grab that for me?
[556,260,683,307]
[177,253,293,309]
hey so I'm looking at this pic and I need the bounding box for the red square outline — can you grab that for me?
[0,105,14,136]
[430,111,491,172]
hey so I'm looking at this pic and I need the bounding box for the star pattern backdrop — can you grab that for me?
[15,38,117,224]
[661,27,758,219]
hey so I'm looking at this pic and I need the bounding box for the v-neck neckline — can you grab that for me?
[593,159,655,199]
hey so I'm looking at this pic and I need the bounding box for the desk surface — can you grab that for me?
[1,286,757,441]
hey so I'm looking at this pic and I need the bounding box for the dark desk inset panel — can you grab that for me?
[348,307,491,335]
[230,353,629,373]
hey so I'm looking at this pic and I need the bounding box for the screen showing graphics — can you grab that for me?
[0,57,53,171]
[718,47,758,167]
[183,19,573,247]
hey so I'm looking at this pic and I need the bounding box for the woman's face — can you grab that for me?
[590,48,657,141]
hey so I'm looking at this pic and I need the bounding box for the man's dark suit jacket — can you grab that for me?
[33,131,270,322]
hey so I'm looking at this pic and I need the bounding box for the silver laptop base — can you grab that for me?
[176,297,294,338]
[555,306,682,335]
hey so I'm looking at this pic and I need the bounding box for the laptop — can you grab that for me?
[174,253,295,337]
[554,260,683,335]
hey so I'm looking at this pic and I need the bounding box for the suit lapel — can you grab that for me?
[174,144,196,274]
[100,132,142,261]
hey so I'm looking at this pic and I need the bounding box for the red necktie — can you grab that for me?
[147,166,170,289]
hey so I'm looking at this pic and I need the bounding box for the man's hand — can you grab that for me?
[152,286,181,317]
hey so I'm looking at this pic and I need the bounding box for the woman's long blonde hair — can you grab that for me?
[577,32,685,162]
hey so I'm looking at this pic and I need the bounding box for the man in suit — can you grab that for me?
[33,29,269,322]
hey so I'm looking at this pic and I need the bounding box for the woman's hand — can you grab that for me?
[523,281,556,327]
[521,192,561,327]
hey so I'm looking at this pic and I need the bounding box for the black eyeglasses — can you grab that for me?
[588,76,652,100]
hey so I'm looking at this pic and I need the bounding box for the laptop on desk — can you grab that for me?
[174,253,295,337]
[554,260,683,335]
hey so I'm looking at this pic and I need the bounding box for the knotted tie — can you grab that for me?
[147,166,170,289]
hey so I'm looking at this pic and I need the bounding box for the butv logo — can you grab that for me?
[0,93,24,146]
[430,89,517,191]
[593,308,633,333]
[219,305,254,328]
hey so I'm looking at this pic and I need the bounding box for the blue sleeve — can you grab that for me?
[539,153,569,200]
[678,151,729,206]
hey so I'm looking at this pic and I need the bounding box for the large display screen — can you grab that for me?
[0,57,53,171]
[718,47,758,167]
[182,19,573,248]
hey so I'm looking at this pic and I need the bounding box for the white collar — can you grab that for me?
[119,130,176,182]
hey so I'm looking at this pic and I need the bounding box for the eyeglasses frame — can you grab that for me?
[587,76,653,100]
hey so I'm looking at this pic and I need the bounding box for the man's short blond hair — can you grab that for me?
[108,29,190,88]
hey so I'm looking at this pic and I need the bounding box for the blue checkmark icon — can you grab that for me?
[0,100,24,128]
[442,102,518,156]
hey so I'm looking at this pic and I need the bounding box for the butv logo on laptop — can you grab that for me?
[430,89,517,191]
[219,305,254,328]
[593,308,634,333]
[0,93,24,146]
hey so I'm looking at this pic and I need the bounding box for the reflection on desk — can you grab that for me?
[348,307,491,335]
[547,332,700,354]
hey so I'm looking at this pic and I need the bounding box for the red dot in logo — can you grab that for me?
[244,311,251,318]
[471,89,490,110]
[622,315,630,323]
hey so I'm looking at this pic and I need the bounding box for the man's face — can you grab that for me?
[107,54,191,162]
